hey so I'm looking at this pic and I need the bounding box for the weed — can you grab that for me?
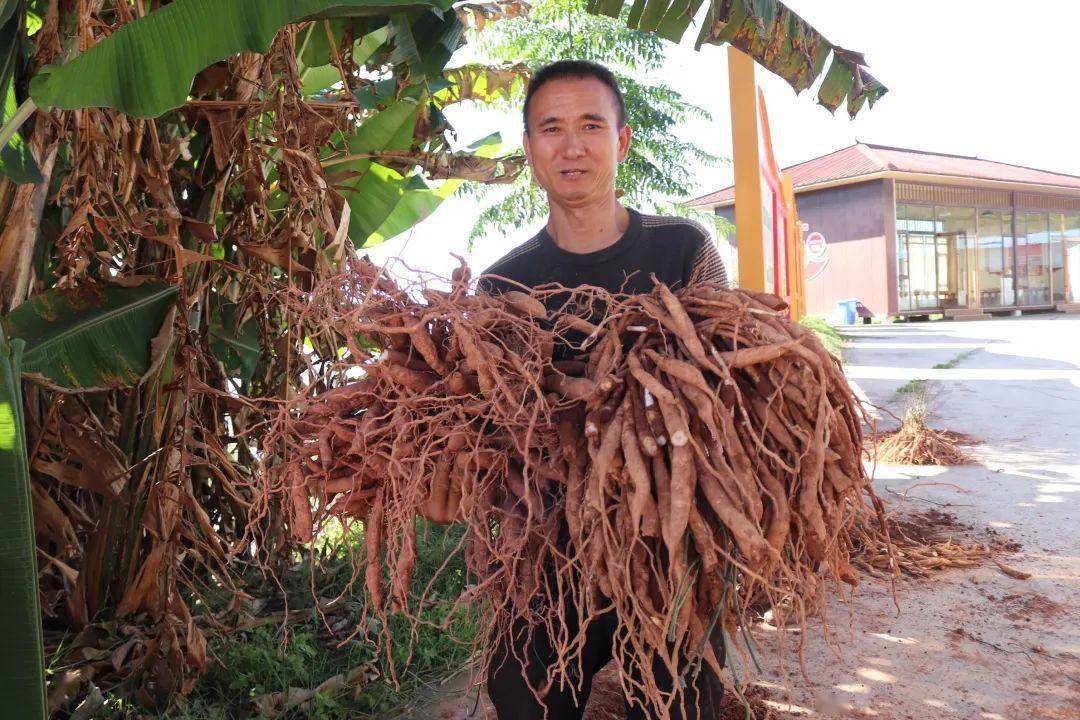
[131,521,480,720]
[932,349,977,370]
[799,316,847,359]
[893,378,927,397]
[891,349,977,402]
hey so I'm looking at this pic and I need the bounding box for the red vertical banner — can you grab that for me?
[756,89,789,299]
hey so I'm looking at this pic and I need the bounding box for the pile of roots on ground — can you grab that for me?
[253,257,886,717]
[850,508,1006,579]
[874,398,973,466]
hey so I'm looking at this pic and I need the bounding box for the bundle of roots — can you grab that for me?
[852,510,989,578]
[874,406,974,466]
[254,258,884,716]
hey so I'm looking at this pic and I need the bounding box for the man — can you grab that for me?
[480,60,728,720]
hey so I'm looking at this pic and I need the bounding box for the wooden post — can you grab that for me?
[782,174,805,319]
[728,46,766,292]
[969,231,980,308]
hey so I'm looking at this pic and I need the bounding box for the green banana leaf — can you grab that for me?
[588,0,886,117]
[389,7,464,82]
[209,298,260,384]
[0,2,42,183]
[324,100,419,244]
[437,63,529,107]
[0,328,46,720]
[0,0,18,26]
[300,24,390,96]
[362,130,503,246]
[0,281,178,391]
[29,0,450,117]
[364,177,463,247]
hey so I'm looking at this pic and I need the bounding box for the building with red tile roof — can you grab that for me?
[688,144,1080,318]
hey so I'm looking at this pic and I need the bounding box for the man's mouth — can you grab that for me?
[560,169,587,178]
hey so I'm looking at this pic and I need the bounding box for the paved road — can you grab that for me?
[760,315,1080,719]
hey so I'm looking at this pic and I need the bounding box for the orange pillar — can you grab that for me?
[728,46,765,292]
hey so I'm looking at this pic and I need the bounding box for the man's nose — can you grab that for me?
[560,132,587,158]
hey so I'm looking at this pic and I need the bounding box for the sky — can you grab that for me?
[366,0,1080,279]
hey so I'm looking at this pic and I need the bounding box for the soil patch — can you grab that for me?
[999,592,1068,622]
[582,664,773,720]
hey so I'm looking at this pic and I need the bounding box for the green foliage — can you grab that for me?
[799,315,845,360]
[893,377,926,398]
[299,24,390,96]
[28,0,451,116]
[159,521,478,720]
[591,0,887,117]
[208,297,260,385]
[0,329,46,720]
[389,5,466,83]
[0,1,42,183]
[327,99,421,243]
[1,281,177,391]
[932,349,976,371]
[892,349,977,400]
[461,0,724,243]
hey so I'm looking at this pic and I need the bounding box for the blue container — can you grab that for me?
[833,299,858,325]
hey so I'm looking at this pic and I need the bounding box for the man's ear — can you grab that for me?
[617,123,632,163]
[522,129,532,165]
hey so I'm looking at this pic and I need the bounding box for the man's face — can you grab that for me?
[523,76,632,208]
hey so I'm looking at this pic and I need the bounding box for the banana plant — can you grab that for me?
[588,0,887,116]
[0,328,46,720]
[0,2,529,712]
[27,0,451,117]
[0,281,178,390]
[0,0,41,182]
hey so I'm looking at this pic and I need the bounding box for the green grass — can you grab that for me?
[893,378,927,397]
[799,315,846,359]
[113,521,481,720]
[891,349,978,401]
[932,349,977,370]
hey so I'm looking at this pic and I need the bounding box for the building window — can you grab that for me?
[896,204,978,311]
[1050,213,1067,304]
[977,210,1014,307]
[896,204,938,311]
[1066,214,1080,303]
[936,206,977,310]
[1020,213,1051,306]
[897,201,1079,311]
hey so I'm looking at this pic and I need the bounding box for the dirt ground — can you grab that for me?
[390,315,1080,720]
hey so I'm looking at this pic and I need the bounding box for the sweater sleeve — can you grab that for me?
[689,237,729,288]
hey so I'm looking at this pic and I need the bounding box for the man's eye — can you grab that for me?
[585,124,600,130]
[543,127,559,133]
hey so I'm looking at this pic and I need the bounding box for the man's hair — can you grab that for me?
[522,60,627,134]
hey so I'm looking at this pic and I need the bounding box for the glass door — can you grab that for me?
[1066,214,1080,303]
[897,205,939,310]
[976,210,1014,308]
[1020,213,1051,306]
[936,206,976,309]
[1050,213,1066,304]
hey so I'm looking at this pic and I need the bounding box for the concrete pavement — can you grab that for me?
[757,315,1080,719]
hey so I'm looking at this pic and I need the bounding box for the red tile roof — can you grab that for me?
[687,143,1080,207]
